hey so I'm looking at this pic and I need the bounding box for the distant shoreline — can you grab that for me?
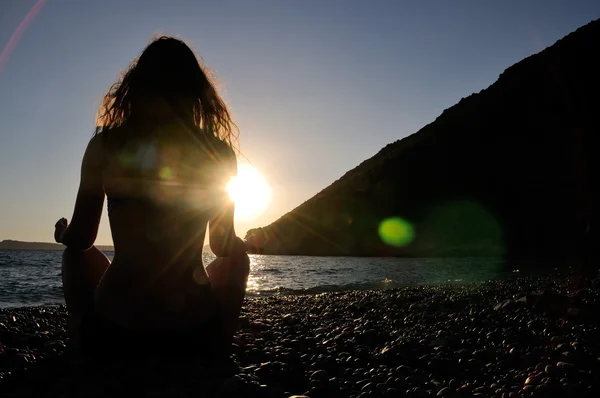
[0,240,114,251]
[0,240,215,253]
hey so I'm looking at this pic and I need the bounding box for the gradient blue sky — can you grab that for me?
[1,0,599,245]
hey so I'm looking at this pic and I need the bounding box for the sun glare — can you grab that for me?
[227,163,272,221]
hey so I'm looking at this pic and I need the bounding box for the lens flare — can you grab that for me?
[227,163,272,221]
[159,166,174,180]
[0,0,47,77]
[378,217,414,247]
[423,200,505,257]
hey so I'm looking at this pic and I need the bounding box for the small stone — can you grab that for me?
[376,383,388,394]
[468,358,482,369]
[494,299,517,311]
[535,363,545,372]
[385,388,397,398]
[516,296,528,304]
[524,376,537,385]
[556,361,575,371]
[310,369,328,382]
[361,382,375,392]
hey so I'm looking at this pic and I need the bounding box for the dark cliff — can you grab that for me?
[246,20,600,264]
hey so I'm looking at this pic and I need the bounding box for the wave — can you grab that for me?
[245,277,487,297]
[245,280,404,296]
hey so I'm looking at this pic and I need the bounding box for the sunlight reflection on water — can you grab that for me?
[241,254,506,295]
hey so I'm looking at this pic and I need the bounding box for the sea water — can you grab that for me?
[0,250,511,307]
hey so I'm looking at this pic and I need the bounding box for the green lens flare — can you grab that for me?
[119,153,136,167]
[378,217,414,247]
[159,166,174,180]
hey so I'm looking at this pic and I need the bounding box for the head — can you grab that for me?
[96,36,238,148]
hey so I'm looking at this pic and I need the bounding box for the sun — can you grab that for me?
[226,163,272,221]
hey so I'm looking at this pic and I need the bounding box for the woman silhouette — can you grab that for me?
[54,36,249,357]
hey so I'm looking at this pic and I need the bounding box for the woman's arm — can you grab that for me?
[208,145,246,257]
[209,199,236,257]
[56,135,105,250]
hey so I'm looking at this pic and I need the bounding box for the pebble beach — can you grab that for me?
[1,270,599,397]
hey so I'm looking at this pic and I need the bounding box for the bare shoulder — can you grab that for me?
[82,132,108,169]
[86,125,128,163]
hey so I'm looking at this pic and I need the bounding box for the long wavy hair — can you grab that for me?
[95,36,238,149]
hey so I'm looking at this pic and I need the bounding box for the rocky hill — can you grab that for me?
[246,19,599,265]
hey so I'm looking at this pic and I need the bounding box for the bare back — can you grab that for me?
[94,122,236,330]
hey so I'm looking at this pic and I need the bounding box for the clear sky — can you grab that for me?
[1,0,599,245]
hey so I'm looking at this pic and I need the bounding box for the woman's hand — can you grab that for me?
[54,218,68,244]
[231,236,248,255]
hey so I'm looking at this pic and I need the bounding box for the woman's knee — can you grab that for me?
[233,252,250,278]
[240,251,250,267]
[62,247,83,261]
[208,253,249,286]
[62,248,84,276]
[62,246,110,287]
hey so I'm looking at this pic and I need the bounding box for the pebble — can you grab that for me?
[1,271,599,397]
[309,369,327,382]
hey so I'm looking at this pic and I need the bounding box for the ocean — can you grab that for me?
[0,250,512,308]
